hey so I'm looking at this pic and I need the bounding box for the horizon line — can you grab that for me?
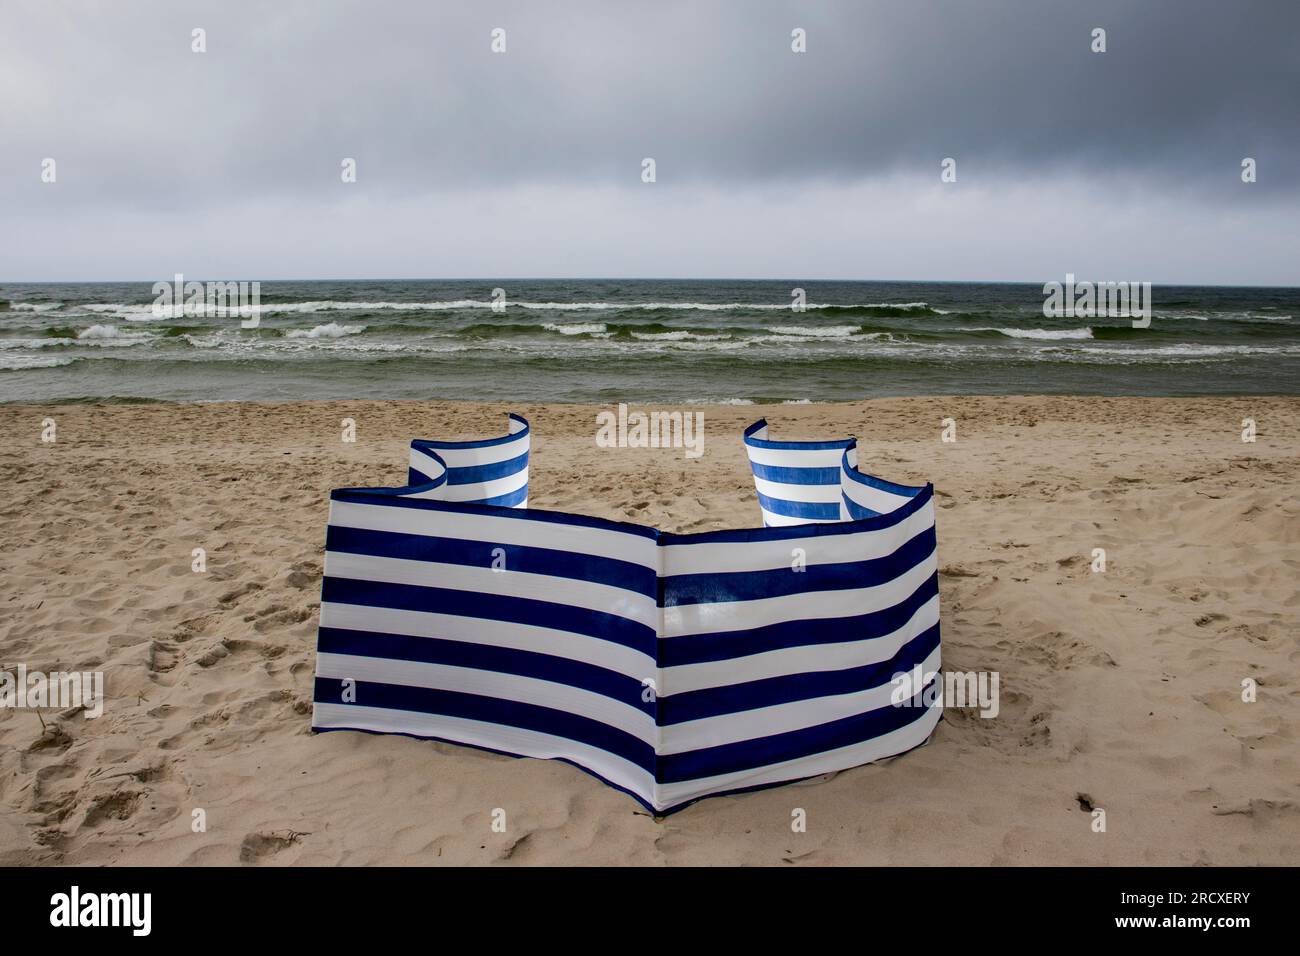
[4,276,1299,290]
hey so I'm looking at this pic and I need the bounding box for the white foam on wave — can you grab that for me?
[77,324,123,339]
[542,322,607,335]
[962,326,1095,340]
[10,302,63,312]
[0,337,71,350]
[1088,344,1296,357]
[181,330,467,355]
[82,303,169,320]
[629,330,732,342]
[0,354,76,371]
[769,325,861,338]
[285,322,367,339]
[264,300,485,313]
[72,324,154,347]
[0,326,150,349]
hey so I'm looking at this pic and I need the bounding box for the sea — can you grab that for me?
[2,279,1297,404]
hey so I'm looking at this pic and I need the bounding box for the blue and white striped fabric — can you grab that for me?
[841,441,924,520]
[407,413,530,507]
[313,415,940,814]
[743,419,852,526]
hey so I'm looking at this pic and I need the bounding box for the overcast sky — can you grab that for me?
[2,0,1296,284]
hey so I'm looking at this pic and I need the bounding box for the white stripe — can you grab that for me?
[324,551,658,628]
[662,592,940,695]
[319,602,655,677]
[313,703,655,806]
[407,447,448,480]
[842,479,915,515]
[327,498,657,569]
[414,433,530,468]
[662,547,937,637]
[438,467,529,502]
[653,699,942,810]
[744,444,847,469]
[315,653,655,745]
[658,644,940,754]
[760,510,839,527]
[752,474,842,504]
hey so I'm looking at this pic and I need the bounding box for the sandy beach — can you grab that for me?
[1,395,1296,865]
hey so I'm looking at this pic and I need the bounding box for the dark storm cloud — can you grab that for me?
[1,0,1296,282]
[1,0,1296,204]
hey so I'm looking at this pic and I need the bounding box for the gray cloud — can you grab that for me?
[1,0,1296,281]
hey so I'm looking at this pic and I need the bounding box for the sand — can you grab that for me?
[0,395,1296,865]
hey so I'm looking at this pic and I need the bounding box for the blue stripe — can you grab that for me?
[314,676,655,774]
[661,526,936,607]
[843,495,879,521]
[659,623,940,725]
[407,467,441,486]
[474,484,528,508]
[444,450,529,486]
[659,571,939,667]
[841,442,925,497]
[657,675,940,783]
[755,492,841,521]
[326,526,656,596]
[316,626,653,715]
[322,576,657,658]
[747,461,841,485]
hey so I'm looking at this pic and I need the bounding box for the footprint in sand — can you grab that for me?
[239,830,305,864]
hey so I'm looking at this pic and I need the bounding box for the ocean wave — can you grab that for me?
[0,354,77,371]
[769,325,862,338]
[1079,344,1298,357]
[523,300,931,312]
[9,302,63,312]
[0,326,151,349]
[77,324,126,339]
[180,331,468,355]
[75,324,154,346]
[0,337,72,350]
[629,330,732,342]
[960,326,1095,340]
[285,322,367,339]
[1025,343,1300,364]
[541,321,607,336]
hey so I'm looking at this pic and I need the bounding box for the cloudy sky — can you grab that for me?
[2,0,1296,283]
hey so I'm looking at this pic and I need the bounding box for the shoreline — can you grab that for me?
[1,395,1296,864]
[5,390,1299,408]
